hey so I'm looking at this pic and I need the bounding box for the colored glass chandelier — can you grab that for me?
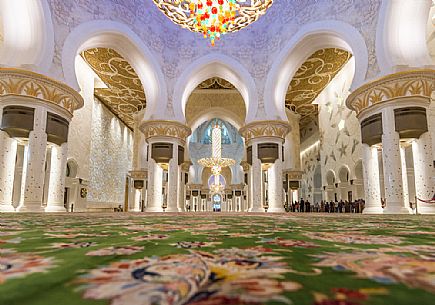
[198,121,235,192]
[152,0,273,45]
[188,0,238,46]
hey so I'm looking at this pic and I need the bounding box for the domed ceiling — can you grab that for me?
[49,0,380,83]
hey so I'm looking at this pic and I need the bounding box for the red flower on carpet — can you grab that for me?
[171,241,222,249]
[131,234,169,241]
[77,248,301,305]
[0,254,55,284]
[48,242,97,249]
[260,237,319,248]
[86,246,144,256]
[315,250,435,293]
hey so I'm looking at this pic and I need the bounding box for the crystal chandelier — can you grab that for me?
[198,121,235,192]
[152,0,274,45]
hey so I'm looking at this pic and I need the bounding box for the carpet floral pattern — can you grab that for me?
[0,213,434,305]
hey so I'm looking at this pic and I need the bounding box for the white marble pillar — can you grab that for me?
[250,143,264,212]
[133,188,141,212]
[381,108,411,214]
[247,169,252,211]
[178,170,186,212]
[0,130,17,212]
[362,144,383,214]
[19,107,47,212]
[42,148,52,207]
[45,143,68,212]
[44,144,67,212]
[268,143,285,213]
[412,132,435,214]
[400,146,410,209]
[146,157,163,212]
[12,144,25,208]
[166,143,179,212]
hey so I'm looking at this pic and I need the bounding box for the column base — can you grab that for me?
[17,203,45,213]
[383,205,412,214]
[145,206,164,212]
[0,204,15,212]
[249,207,266,213]
[416,205,435,214]
[165,207,179,213]
[267,207,286,213]
[363,206,384,214]
[45,205,67,212]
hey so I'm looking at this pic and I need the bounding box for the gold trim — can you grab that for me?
[81,48,146,129]
[181,161,193,172]
[140,120,192,144]
[346,69,435,115]
[129,170,148,180]
[286,48,352,129]
[283,170,304,180]
[240,160,250,172]
[0,68,83,114]
[239,120,290,143]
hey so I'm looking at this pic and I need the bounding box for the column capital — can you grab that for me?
[283,170,303,180]
[140,120,191,145]
[181,161,192,172]
[186,184,203,190]
[346,69,435,118]
[129,170,148,180]
[0,68,84,115]
[240,161,250,172]
[239,120,290,145]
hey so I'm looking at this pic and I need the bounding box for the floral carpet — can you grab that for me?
[0,213,434,305]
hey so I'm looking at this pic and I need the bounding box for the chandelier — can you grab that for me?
[198,121,235,192]
[152,0,274,45]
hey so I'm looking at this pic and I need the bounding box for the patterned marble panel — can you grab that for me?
[88,98,133,204]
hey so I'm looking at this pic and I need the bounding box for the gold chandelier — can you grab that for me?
[152,0,274,45]
[198,121,235,192]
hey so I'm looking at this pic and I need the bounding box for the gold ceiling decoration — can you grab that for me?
[81,48,146,129]
[197,77,236,90]
[286,48,352,128]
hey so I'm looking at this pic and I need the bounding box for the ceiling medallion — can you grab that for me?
[152,0,273,46]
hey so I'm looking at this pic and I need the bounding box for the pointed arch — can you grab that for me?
[62,20,166,120]
[264,20,369,120]
[173,53,258,123]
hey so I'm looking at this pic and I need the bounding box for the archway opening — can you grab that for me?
[189,118,245,212]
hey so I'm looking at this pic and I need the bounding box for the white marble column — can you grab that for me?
[46,143,68,212]
[400,146,410,209]
[0,130,18,212]
[381,108,411,214]
[19,107,47,212]
[362,144,383,214]
[177,170,186,212]
[133,188,141,212]
[268,143,285,213]
[166,143,179,212]
[412,131,435,214]
[250,143,264,212]
[146,157,163,212]
[12,144,25,208]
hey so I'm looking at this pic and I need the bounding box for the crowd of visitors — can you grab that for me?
[287,198,366,213]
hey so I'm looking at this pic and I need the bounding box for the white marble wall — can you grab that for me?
[87,99,133,204]
[316,59,362,200]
